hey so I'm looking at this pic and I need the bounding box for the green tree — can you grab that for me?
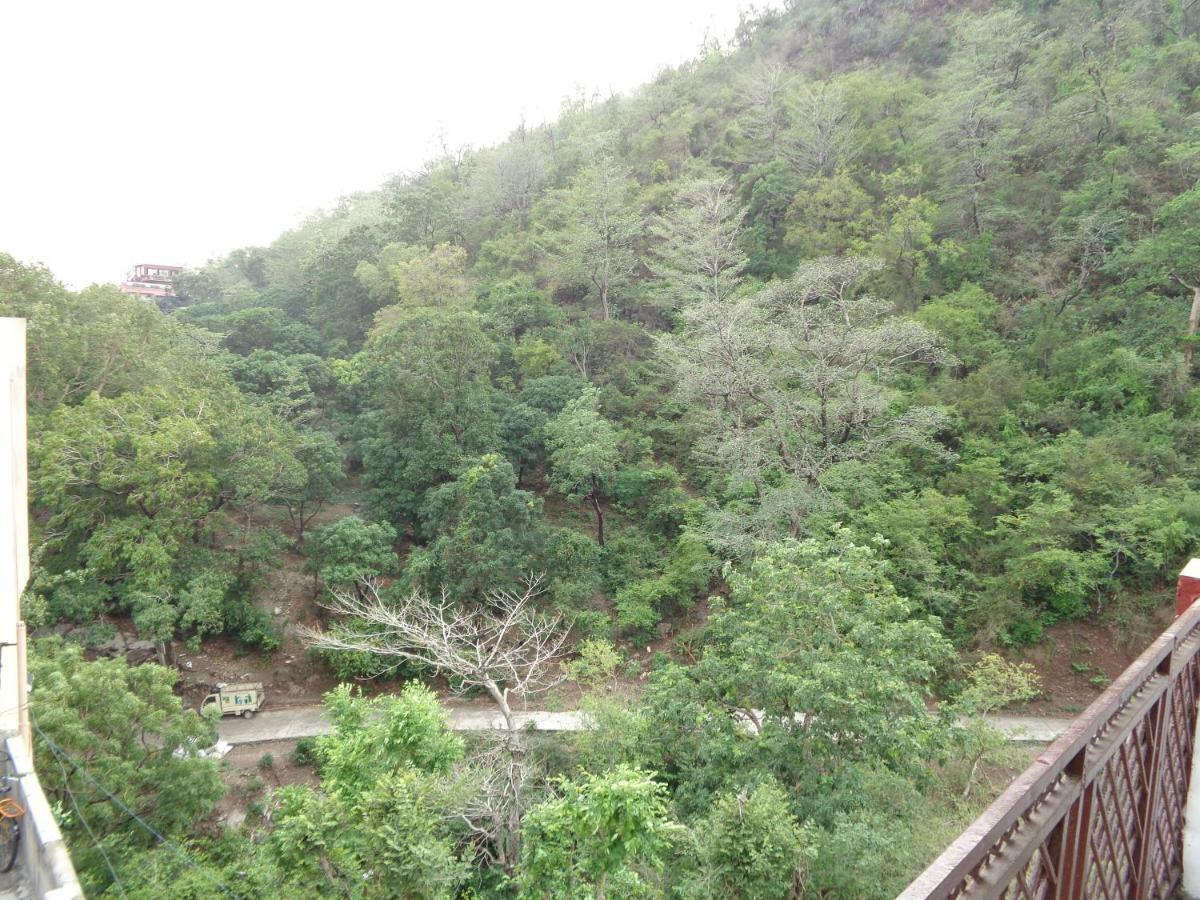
[545,388,620,545]
[30,640,224,894]
[269,684,467,898]
[305,516,398,590]
[358,306,499,525]
[687,779,809,900]
[644,533,954,811]
[549,151,640,321]
[409,454,546,599]
[29,381,300,648]
[520,765,677,899]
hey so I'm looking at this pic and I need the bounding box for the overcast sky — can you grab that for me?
[1,0,754,289]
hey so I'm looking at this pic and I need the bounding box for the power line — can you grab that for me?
[37,736,126,898]
[31,719,241,899]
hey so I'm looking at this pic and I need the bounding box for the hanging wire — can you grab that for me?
[32,719,241,899]
[37,732,127,898]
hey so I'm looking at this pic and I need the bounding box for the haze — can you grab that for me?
[1,0,749,289]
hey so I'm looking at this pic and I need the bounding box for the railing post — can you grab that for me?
[1047,748,1093,899]
[1134,662,1173,898]
[1178,559,1200,617]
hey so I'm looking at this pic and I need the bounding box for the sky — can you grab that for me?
[1,0,754,289]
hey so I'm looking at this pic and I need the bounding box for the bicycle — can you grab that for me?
[0,750,23,874]
[0,797,21,873]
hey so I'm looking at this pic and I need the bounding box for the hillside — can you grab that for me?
[6,0,1200,896]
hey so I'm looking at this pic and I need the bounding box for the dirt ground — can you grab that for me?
[1004,599,1176,716]
[214,739,318,829]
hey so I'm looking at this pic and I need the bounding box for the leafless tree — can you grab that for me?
[661,256,954,552]
[299,575,570,872]
[650,176,747,309]
[786,82,861,178]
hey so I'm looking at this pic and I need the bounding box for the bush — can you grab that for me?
[615,582,665,637]
[566,639,623,687]
[314,617,422,681]
[291,738,319,768]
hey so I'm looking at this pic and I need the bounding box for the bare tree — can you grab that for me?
[650,176,747,309]
[552,150,640,321]
[299,576,570,873]
[786,82,861,178]
[661,256,954,552]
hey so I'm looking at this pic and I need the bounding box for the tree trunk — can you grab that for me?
[588,488,605,547]
[486,681,525,875]
[1187,284,1200,370]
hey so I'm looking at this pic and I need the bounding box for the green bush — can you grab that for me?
[290,738,319,768]
[566,639,624,687]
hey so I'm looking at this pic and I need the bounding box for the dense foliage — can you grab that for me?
[9,0,1200,895]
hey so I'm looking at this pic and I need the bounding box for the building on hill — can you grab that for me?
[119,263,183,300]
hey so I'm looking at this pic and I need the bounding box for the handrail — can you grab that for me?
[901,569,1200,899]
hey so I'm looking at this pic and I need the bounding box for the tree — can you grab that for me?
[923,8,1034,237]
[650,176,748,310]
[550,152,640,321]
[269,684,468,899]
[275,428,345,544]
[951,654,1041,798]
[358,307,499,525]
[784,81,861,178]
[519,765,677,899]
[1127,186,1200,371]
[643,533,955,810]
[304,516,398,590]
[30,639,224,894]
[662,256,952,549]
[545,388,620,545]
[687,779,810,900]
[29,381,301,648]
[409,454,546,599]
[0,257,182,410]
[301,577,570,873]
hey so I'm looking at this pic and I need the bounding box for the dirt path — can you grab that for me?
[218,705,1076,746]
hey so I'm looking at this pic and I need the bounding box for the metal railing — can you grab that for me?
[900,568,1200,900]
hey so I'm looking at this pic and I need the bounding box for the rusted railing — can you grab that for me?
[900,563,1200,900]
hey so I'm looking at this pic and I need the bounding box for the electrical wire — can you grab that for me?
[37,732,127,898]
[32,719,241,899]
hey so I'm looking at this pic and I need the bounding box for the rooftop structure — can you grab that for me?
[118,263,183,300]
[1,319,84,899]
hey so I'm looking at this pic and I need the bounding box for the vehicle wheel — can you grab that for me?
[242,710,254,719]
[0,816,20,873]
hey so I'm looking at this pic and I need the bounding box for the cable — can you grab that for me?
[32,719,242,899]
[38,735,127,898]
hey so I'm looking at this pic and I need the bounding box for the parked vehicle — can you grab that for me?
[200,682,264,718]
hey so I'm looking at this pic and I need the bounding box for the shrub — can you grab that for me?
[566,639,623,687]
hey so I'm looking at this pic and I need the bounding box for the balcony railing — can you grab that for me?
[901,567,1200,900]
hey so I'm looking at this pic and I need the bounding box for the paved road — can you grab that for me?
[218,705,1074,746]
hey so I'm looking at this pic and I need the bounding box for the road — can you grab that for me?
[218,704,1075,746]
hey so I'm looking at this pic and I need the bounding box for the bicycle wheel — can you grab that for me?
[0,816,20,873]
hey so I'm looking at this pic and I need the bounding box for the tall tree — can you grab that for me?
[545,388,620,546]
[651,176,748,310]
[662,256,951,548]
[551,152,640,321]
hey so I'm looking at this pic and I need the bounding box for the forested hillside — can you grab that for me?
[6,0,1200,896]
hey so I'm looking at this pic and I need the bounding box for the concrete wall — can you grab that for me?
[5,738,82,899]
[0,319,26,738]
[0,319,83,898]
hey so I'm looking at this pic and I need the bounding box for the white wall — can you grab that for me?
[0,319,26,737]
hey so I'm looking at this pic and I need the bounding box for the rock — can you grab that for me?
[273,607,282,616]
